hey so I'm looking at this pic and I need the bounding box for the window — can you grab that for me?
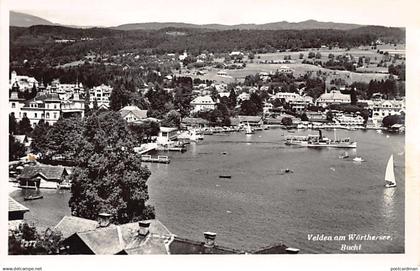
[54,104,57,109]
[12,103,16,108]
[23,113,27,117]
[54,113,57,119]
[34,113,38,118]
[46,112,50,118]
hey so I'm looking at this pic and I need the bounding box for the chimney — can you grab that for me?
[97,212,112,228]
[138,221,150,236]
[203,232,217,248]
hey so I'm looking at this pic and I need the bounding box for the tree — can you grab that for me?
[350,88,358,105]
[281,117,293,126]
[84,89,92,116]
[240,100,259,116]
[9,222,62,255]
[69,111,155,224]
[301,113,309,121]
[44,117,83,160]
[326,110,334,121]
[382,115,403,128]
[161,110,181,128]
[30,119,50,155]
[315,52,322,59]
[228,89,237,109]
[299,53,304,59]
[9,134,26,160]
[17,116,32,135]
[249,93,263,113]
[109,85,131,111]
[9,113,18,135]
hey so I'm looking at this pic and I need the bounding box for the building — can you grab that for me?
[9,71,38,91]
[18,165,70,189]
[18,93,62,127]
[55,214,297,255]
[371,99,405,123]
[270,92,313,113]
[55,215,172,255]
[119,105,148,123]
[278,65,294,74]
[10,89,85,127]
[90,84,113,109]
[9,91,25,119]
[316,90,351,107]
[190,95,216,113]
[157,127,179,145]
[235,115,263,127]
[9,197,29,230]
[237,92,250,103]
[334,114,365,126]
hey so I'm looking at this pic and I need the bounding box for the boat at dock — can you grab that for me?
[24,195,43,201]
[57,182,71,189]
[141,155,170,164]
[384,154,396,188]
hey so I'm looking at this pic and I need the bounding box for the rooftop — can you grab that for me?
[19,165,68,180]
[9,197,29,213]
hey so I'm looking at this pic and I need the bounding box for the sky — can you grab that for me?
[4,0,419,27]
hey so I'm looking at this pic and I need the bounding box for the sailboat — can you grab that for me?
[245,122,254,134]
[385,154,397,188]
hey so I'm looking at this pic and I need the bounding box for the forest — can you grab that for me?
[10,25,405,64]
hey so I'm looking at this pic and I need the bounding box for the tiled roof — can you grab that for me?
[119,105,148,120]
[9,197,29,213]
[54,216,99,239]
[317,90,350,102]
[191,95,215,104]
[19,165,67,180]
[251,243,289,254]
[168,236,244,254]
[58,216,172,255]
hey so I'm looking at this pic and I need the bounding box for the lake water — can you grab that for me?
[11,128,405,254]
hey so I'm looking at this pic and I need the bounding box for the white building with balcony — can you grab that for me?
[190,95,216,113]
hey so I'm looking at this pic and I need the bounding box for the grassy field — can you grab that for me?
[180,45,403,85]
[181,63,391,85]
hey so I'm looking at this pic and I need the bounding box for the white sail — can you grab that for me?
[385,154,396,185]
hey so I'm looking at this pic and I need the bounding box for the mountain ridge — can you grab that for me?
[11,11,372,31]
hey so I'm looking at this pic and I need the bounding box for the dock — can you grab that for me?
[141,155,170,164]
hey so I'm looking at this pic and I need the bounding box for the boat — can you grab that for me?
[24,195,44,201]
[219,175,232,179]
[353,157,365,162]
[58,182,72,189]
[339,151,349,159]
[306,130,357,149]
[384,154,397,188]
[285,247,300,254]
[245,122,254,134]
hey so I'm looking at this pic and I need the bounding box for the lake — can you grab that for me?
[11,128,405,253]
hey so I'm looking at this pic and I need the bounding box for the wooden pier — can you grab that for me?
[141,155,170,164]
